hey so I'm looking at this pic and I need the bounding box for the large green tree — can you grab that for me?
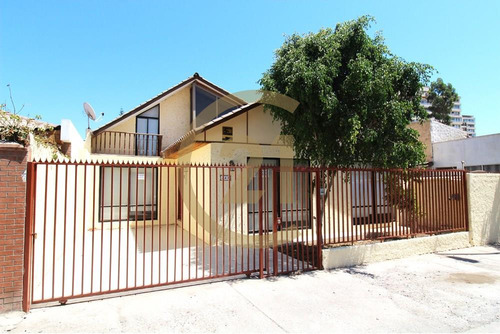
[426,78,459,125]
[259,16,432,168]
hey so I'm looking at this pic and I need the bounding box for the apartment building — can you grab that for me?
[420,87,476,137]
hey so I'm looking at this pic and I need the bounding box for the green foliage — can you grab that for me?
[260,16,433,168]
[0,105,61,157]
[426,78,459,125]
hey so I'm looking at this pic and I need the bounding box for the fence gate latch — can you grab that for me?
[32,233,37,239]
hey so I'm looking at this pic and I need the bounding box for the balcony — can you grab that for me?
[91,131,162,156]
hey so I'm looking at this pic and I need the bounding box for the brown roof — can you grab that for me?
[161,102,261,158]
[93,73,245,135]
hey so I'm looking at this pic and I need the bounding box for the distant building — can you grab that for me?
[461,114,476,137]
[432,133,500,172]
[420,87,476,137]
[409,119,468,165]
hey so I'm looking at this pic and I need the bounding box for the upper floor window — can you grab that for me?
[193,85,238,127]
[136,106,159,156]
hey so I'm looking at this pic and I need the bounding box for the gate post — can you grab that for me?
[315,170,323,269]
[22,162,36,312]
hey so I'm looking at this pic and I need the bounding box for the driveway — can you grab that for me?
[2,245,500,333]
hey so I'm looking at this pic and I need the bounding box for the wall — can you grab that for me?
[322,232,470,269]
[409,120,468,164]
[87,85,191,156]
[0,143,28,312]
[468,173,500,245]
[408,121,432,162]
[60,119,85,160]
[433,133,500,169]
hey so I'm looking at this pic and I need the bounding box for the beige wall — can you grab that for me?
[468,173,500,245]
[197,105,286,148]
[88,85,192,156]
[409,121,432,163]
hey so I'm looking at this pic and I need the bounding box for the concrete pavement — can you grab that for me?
[1,245,500,333]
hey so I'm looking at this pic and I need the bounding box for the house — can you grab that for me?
[22,74,469,308]
[83,73,295,167]
[408,119,468,166]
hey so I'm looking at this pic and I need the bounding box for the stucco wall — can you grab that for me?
[409,121,432,163]
[322,232,470,269]
[433,133,500,169]
[467,173,500,245]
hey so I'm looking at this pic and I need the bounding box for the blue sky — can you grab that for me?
[1,0,499,137]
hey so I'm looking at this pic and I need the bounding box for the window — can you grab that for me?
[136,106,159,156]
[99,167,158,222]
[222,126,233,141]
[193,85,239,126]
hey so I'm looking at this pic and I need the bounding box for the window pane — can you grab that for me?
[140,105,159,118]
[195,86,217,125]
[136,118,148,133]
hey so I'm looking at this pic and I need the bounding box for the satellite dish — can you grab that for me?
[83,102,97,130]
[83,102,96,120]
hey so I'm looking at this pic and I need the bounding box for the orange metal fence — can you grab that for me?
[23,161,468,311]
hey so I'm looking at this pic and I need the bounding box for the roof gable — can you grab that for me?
[93,73,244,135]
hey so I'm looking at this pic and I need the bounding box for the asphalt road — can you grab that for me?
[2,245,499,333]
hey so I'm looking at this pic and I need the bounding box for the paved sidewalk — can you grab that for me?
[1,246,500,333]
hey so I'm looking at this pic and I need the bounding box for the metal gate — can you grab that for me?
[22,162,467,311]
[22,161,321,311]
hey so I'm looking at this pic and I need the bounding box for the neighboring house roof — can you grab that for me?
[0,111,58,129]
[429,119,468,143]
[93,73,246,135]
[161,102,261,158]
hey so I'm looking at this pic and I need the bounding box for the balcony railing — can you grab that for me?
[92,131,162,156]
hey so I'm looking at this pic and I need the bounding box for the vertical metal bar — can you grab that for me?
[22,162,36,312]
[61,165,68,298]
[208,167,212,277]
[258,167,264,279]
[134,167,139,287]
[91,165,96,293]
[100,167,105,292]
[272,168,278,275]
[81,165,87,294]
[215,166,219,277]
[315,170,323,269]
[117,167,122,290]
[240,167,244,273]
[142,167,147,285]
[179,166,186,280]
[300,171,306,270]
[222,166,225,275]
[229,167,232,275]
[150,168,154,285]
[51,164,60,300]
[252,167,256,272]
[202,166,205,278]
[233,167,237,274]
[126,167,131,289]
[166,166,170,283]
[188,167,192,280]
[306,170,311,269]
[158,166,162,284]
[109,167,114,291]
[41,164,49,301]
[195,166,199,279]
[174,167,178,282]
[71,165,78,296]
